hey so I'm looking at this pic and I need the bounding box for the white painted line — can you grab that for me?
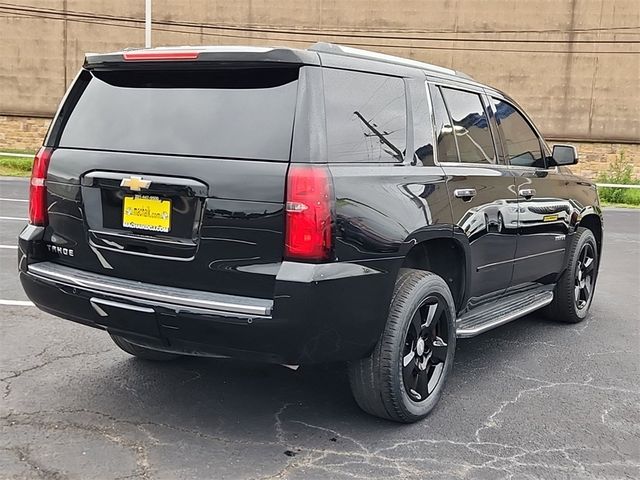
[0,198,28,203]
[0,152,33,158]
[0,245,18,249]
[0,300,34,306]
[0,216,27,221]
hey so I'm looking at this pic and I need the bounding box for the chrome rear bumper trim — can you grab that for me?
[28,261,272,316]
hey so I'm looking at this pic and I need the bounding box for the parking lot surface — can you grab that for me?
[1,176,638,480]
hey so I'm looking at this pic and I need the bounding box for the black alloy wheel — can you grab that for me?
[545,227,599,323]
[348,269,456,423]
[574,242,595,310]
[401,297,450,402]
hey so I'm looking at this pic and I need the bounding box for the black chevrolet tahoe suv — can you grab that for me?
[19,43,602,423]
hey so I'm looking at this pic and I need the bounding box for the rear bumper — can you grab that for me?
[19,255,395,364]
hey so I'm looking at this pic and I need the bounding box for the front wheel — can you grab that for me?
[348,269,456,423]
[546,227,599,323]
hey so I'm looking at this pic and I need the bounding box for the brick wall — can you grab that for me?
[0,115,50,152]
[0,115,638,181]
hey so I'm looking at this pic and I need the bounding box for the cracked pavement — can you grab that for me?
[1,179,639,479]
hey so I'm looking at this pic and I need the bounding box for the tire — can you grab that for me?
[110,334,181,361]
[545,227,599,323]
[348,268,456,423]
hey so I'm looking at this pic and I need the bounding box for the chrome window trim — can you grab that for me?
[426,81,500,168]
[435,161,512,169]
[424,80,439,166]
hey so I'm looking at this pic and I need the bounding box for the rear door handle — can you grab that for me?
[519,188,536,199]
[454,188,477,200]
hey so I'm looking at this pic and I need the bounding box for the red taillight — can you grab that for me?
[123,50,200,61]
[29,147,52,226]
[285,165,334,262]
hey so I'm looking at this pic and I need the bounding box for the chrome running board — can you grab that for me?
[456,290,554,338]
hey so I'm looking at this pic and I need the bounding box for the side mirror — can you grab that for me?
[552,144,578,166]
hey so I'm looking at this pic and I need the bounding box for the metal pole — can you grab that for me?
[145,0,152,48]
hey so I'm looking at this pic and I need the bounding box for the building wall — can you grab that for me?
[1,0,638,175]
[1,0,638,143]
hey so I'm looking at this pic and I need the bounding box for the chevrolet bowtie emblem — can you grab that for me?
[120,176,151,191]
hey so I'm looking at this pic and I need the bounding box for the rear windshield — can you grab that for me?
[58,68,299,161]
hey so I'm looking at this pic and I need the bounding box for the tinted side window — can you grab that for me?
[441,88,496,164]
[430,86,459,163]
[492,98,544,168]
[324,69,406,163]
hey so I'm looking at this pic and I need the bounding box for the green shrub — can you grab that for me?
[597,151,640,205]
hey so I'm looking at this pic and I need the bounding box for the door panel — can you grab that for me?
[488,95,572,289]
[430,83,518,309]
[443,165,518,305]
[511,168,573,287]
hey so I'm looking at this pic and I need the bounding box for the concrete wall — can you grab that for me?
[1,0,638,142]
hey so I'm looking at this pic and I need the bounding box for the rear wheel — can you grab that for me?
[110,334,180,361]
[546,227,599,323]
[348,269,456,423]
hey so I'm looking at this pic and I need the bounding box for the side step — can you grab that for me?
[456,290,554,338]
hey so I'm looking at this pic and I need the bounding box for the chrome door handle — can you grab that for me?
[454,188,477,200]
[519,188,536,199]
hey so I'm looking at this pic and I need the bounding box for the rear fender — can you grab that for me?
[400,225,472,310]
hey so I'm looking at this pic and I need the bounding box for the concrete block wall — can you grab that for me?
[556,142,640,181]
[0,116,50,152]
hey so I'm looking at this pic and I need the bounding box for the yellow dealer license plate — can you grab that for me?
[123,195,171,233]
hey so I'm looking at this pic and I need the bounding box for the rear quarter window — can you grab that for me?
[57,68,299,161]
[323,69,406,163]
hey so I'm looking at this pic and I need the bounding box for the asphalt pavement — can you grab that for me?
[1,176,638,480]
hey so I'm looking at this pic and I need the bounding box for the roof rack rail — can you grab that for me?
[308,42,473,80]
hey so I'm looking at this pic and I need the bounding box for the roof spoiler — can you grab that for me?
[84,46,320,69]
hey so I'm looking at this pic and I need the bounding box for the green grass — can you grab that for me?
[0,147,36,155]
[0,155,33,176]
